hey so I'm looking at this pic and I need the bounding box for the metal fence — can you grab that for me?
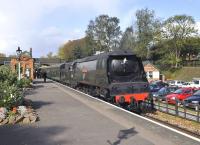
[150,100,200,123]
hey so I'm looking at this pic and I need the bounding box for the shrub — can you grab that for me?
[0,66,23,109]
[0,65,18,85]
[0,81,23,109]
[17,78,31,88]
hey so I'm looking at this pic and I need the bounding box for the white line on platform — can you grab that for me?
[52,80,200,142]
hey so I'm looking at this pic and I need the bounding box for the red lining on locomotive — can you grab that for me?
[115,93,149,103]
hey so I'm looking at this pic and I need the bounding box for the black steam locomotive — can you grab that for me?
[42,50,150,110]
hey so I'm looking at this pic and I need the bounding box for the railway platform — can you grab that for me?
[0,79,199,145]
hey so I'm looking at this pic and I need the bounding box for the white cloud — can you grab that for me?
[0,0,135,57]
[0,12,7,24]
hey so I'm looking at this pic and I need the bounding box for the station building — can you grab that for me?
[143,61,160,82]
[10,48,34,80]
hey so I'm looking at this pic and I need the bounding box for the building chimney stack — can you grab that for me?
[30,48,32,58]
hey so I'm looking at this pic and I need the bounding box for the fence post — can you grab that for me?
[166,100,168,113]
[197,104,199,122]
[145,100,148,113]
[175,98,179,116]
[150,97,154,111]
[183,103,186,119]
[158,99,160,111]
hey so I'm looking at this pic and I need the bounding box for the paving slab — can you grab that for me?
[0,79,199,145]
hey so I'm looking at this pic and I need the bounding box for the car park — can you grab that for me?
[166,88,194,104]
[183,90,200,110]
[152,86,179,101]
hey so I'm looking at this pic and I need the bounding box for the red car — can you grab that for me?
[166,88,194,104]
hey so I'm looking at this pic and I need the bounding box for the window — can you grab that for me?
[194,80,199,85]
[149,71,153,78]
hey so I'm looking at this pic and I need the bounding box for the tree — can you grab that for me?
[0,53,6,57]
[58,38,90,61]
[58,43,73,61]
[134,8,161,59]
[85,14,122,52]
[120,26,136,50]
[85,20,96,54]
[41,52,58,59]
[162,14,197,67]
[47,52,55,58]
[181,37,200,60]
[72,46,83,59]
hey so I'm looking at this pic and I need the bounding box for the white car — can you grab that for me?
[189,79,200,88]
[168,80,185,87]
[181,82,194,88]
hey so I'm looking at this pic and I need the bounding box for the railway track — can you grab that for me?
[52,79,200,142]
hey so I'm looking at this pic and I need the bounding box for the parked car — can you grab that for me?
[149,84,162,92]
[151,80,169,87]
[183,90,200,110]
[152,86,179,101]
[150,80,168,92]
[167,80,185,87]
[181,82,194,88]
[166,88,194,104]
[189,78,200,88]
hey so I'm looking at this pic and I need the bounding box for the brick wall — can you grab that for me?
[10,56,34,80]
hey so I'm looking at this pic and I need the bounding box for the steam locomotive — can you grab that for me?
[42,50,151,111]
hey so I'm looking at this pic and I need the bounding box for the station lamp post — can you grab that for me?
[16,46,22,80]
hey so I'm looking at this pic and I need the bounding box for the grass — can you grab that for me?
[175,67,200,81]
[163,67,200,81]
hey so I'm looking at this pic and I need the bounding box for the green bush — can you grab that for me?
[0,66,24,109]
[0,81,23,109]
[0,65,18,85]
[17,78,31,88]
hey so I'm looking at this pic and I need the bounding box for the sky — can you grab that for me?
[0,0,200,57]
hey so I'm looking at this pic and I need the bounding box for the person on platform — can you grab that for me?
[43,71,47,83]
